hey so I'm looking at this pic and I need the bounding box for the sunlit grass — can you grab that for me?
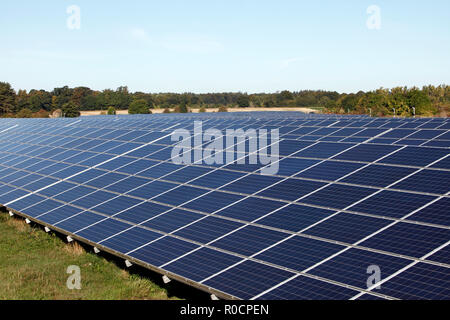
[0,211,179,300]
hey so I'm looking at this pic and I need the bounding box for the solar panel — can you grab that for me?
[0,113,449,300]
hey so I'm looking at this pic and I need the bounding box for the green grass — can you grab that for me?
[0,211,182,300]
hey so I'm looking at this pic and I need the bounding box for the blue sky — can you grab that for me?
[1,0,449,93]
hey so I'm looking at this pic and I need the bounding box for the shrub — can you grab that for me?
[129,99,150,114]
[16,108,33,118]
[107,106,116,115]
[218,105,228,112]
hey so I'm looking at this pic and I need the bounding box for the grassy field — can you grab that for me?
[0,210,204,300]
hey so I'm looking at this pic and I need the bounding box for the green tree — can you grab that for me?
[0,82,16,115]
[15,89,30,113]
[61,102,81,117]
[218,105,228,112]
[163,107,171,113]
[408,88,435,115]
[128,99,149,114]
[51,86,73,109]
[237,94,250,108]
[199,106,206,113]
[28,90,52,112]
[277,90,294,104]
[114,86,132,109]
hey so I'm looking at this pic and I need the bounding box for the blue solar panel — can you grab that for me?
[408,197,450,227]
[296,160,364,181]
[304,213,391,243]
[334,144,400,162]
[71,190,117,209]
[127,180,174,198]
[76,218,131,242]
[142,208,203,233]
[220,174,283,194]
[115,202,172,224]
[164,248,242,282]
[301,184,376,209]
[309,248,411,289]
[153,186,207,206]
[378,263,450,300]
[258,204,335,232]
[215,197,285,221]
[258,276,359,300]
[181,191,243,213]
[175,216,243,244]
[203,260,295,300]
[360,222,450,258]
[276,158,320,176]
[1,113,449,300]
[379,146,449,167]
[129,236,199,267]
[341,165,416,187]
[348,190,436,218]
[391,169,450,195]
[295,142,354,159]
[255,236,344,271]
[39,205,83,225]
[257,178,325,201]
[211,225,288,256]
[55,211,105,233]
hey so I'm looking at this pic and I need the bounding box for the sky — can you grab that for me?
[1,0,449,94]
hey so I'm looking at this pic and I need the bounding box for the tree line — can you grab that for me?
[0,81,448,117]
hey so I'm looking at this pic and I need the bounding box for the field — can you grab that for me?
[80,107,318,116]
[0,209,205,300]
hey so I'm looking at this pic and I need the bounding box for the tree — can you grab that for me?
[0,82,16,114]
[278,90,294,104]
[163,107,171,113]
[199,106,206,113]
[114,86,132,109]
[107,106,116,115]
[61,102,81,117]
[51,86,73,109]
[218,105,228,112]
[237,94,250,108]
[71,87,92,107]
[15,89,30,113]
[133,92,154,108]
[28,90,52,112]
[128,99,149,114]
[408,88,435,115]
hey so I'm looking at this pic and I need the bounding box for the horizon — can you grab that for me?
[1,1,449,93]
[5,82,449,96]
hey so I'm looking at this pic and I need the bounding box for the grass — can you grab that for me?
[0,210,192,300]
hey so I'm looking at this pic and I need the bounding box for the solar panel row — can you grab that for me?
[0,113,449,300]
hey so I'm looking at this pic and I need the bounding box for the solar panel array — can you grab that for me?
[0,112,449,300]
